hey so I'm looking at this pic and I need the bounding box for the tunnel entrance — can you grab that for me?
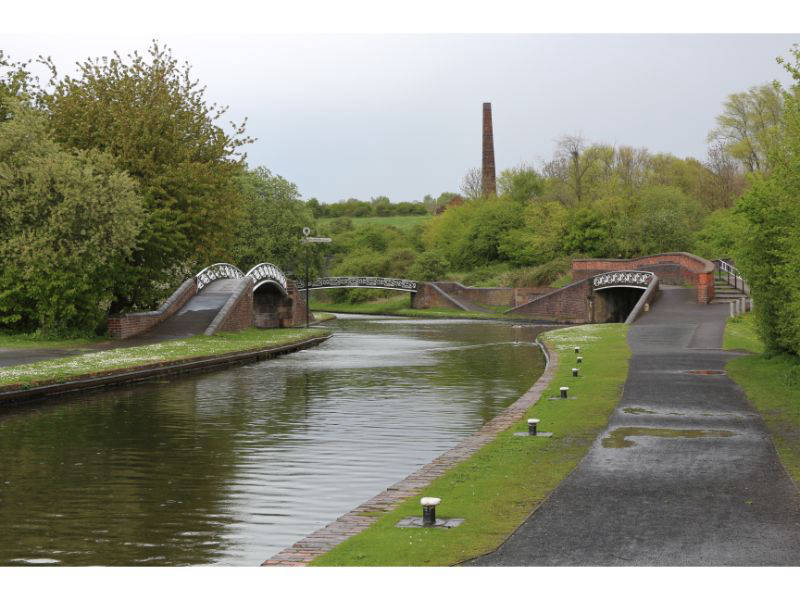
[253,283,292,328]
[594,287,644,323]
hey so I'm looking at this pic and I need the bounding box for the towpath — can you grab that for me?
[469,288,800,565]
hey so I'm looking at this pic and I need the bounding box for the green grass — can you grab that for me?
[723,312,765,354]
[318,215,431,231]
[0,328,328,389]
[0,332,103,350]
[312,323,630,566]
[310,295,528,321]
[723,311,800,485]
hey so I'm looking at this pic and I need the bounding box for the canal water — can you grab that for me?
[0,316,548,566]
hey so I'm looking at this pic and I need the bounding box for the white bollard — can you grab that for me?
[730,302,735,318]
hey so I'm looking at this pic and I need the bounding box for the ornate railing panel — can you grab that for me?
[298,276,418,292]
[592,270,654,290]
[195,263,245,291]
[246,263,288,295]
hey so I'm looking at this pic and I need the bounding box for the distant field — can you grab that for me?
[318,215,431,230]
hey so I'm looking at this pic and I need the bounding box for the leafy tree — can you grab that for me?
[410,251,450,281]
[230,167,313,274]
[734,44,800,355]
[691,208,748,260]
[39,41,252,311]
[497,164,545,204]
[708,83,785,173]
[0,102,143,336]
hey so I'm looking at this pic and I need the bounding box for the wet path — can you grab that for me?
[470,288,800,566]
[0,316,546,565]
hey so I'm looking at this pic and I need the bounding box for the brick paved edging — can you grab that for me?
[262,338,560,566]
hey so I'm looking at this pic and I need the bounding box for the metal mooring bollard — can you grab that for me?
[577,356,583,364]
[421,497,440,526]
[528,418,539,436]
[572,368,579,377]
[574,346,580,354]
[560,386,569,399]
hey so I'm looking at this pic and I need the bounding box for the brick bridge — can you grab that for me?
[108,252,717,339]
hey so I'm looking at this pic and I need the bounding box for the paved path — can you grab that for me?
[469,288,800,566]
[0,279,239,368]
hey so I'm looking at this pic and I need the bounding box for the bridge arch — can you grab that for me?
[246,263,288,296]
[195,263,244,291]
[591,271,656,323]
[297,276,418,293]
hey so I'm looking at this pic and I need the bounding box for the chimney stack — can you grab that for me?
[482,102,496,197]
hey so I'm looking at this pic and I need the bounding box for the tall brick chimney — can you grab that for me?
[481,102,496,196]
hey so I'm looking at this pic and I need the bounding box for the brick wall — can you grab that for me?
[287,281,308,327]
[506,279,593,323]
[107,278,197,339]
[205,278,253,335]
[411,283,466,310]
[572,253,715,303]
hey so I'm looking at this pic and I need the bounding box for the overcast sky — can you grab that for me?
[3,34,798,203]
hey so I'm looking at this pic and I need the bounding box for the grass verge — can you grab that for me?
[724,312,800,485]
[311,296,528,321]
[723,313,765,354]
[0,332,103,350]
[0,328,328,389]
[312,323,630,566]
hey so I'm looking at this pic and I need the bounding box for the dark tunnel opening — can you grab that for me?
[595,287,645,323]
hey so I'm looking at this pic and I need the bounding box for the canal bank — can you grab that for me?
[281,323,631,566]
[0,328,332,407]
[0,316,545,565]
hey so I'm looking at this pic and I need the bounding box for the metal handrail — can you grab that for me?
[713,259,748,294]
[195,263,245,291]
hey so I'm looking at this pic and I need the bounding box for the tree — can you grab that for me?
[39,41,252,311]
[708,83,785,173]
[734,44,800,355]
[497,163,545,204]
[460,167,483,200]
[0,102,143,335]
[230,167,313,274]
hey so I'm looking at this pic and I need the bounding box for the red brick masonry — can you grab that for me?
[262,340,559,566]
[204,278,254,335]
[572,252,715,304]
[107,278,197,339]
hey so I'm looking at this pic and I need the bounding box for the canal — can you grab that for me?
[0,315,548,565]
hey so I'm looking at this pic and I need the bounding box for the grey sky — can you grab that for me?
[3,34,799,203]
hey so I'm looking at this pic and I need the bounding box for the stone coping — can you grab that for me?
[0,333,332,407]
[262,338,560,566]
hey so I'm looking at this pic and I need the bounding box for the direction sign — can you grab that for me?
[302,237,332,243]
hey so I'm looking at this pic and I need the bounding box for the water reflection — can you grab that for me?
[0,316,548,565]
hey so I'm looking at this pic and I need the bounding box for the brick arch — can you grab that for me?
[572,253,715,303]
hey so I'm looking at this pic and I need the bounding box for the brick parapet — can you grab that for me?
[204,278,253,335]
[263,339,559,566]
[107,278,197,339]
[571,253,715,304]
[505,279,592,322]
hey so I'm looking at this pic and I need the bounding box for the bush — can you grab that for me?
[0,103,142,336]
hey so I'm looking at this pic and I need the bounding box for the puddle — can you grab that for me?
[602,427,736,448]
[622,407,657,415]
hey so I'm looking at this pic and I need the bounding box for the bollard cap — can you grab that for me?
[560,386,569,391]
[528,418,540,424]
[421,497,441,506]
[577,356,583,361]
[572,368,578,372]
[574,346,580,351]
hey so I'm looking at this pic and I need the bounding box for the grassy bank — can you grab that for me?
[724,313,800,485]
[318,215,430,231]
[311,295,524,321]
[0,332,103,350]
[723,313,765,354]
[0,328,329,389]
[312,323,630,566]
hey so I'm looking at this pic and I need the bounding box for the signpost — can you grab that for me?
[300,227,332,328]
